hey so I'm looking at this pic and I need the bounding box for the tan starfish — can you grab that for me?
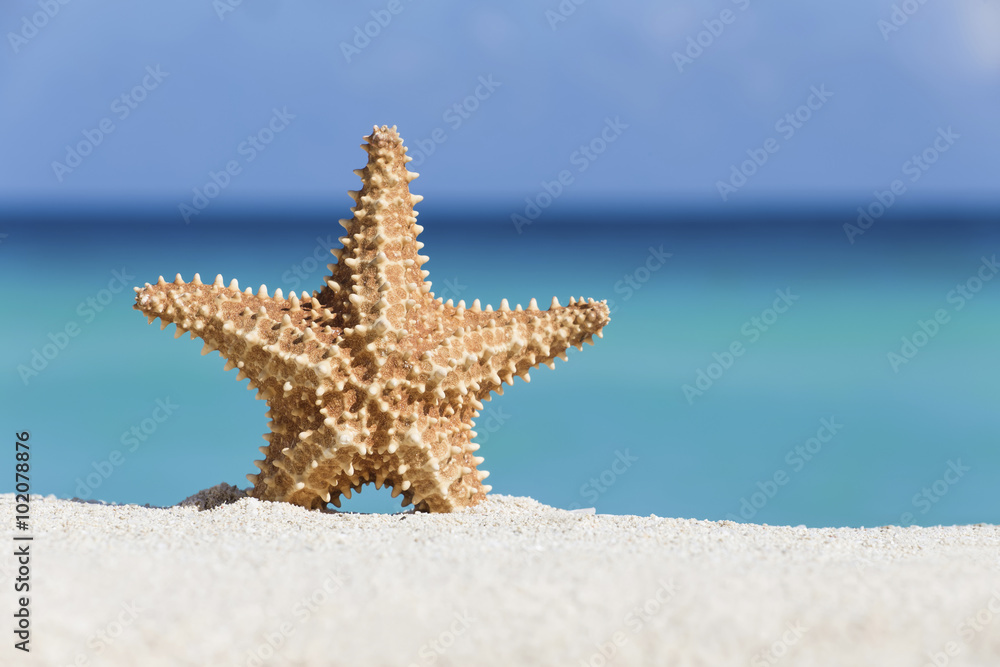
[133,125,610,512]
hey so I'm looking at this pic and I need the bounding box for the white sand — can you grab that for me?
[2,492,1000,667]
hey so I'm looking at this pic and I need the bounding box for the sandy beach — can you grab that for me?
[2,491,999,667]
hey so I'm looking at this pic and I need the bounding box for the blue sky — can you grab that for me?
[1,1,998,213]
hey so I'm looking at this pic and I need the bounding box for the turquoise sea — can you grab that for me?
[2,205,998,527]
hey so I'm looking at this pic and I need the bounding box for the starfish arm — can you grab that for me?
[248,394,362,510]
[407,297,611,405]
[316,125,428,337]
[400,422,490,512]
[249,399,489,512]
[133,274,344,396]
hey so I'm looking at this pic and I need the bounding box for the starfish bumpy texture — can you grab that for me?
[134,125,610,512]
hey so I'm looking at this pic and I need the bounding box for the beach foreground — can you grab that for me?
[2,492,999,666]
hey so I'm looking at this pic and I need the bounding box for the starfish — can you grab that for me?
[133,125,610,512]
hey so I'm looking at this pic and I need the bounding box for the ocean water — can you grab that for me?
[1,205,998,527]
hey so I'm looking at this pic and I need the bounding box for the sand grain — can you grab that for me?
[2,493,999,666]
